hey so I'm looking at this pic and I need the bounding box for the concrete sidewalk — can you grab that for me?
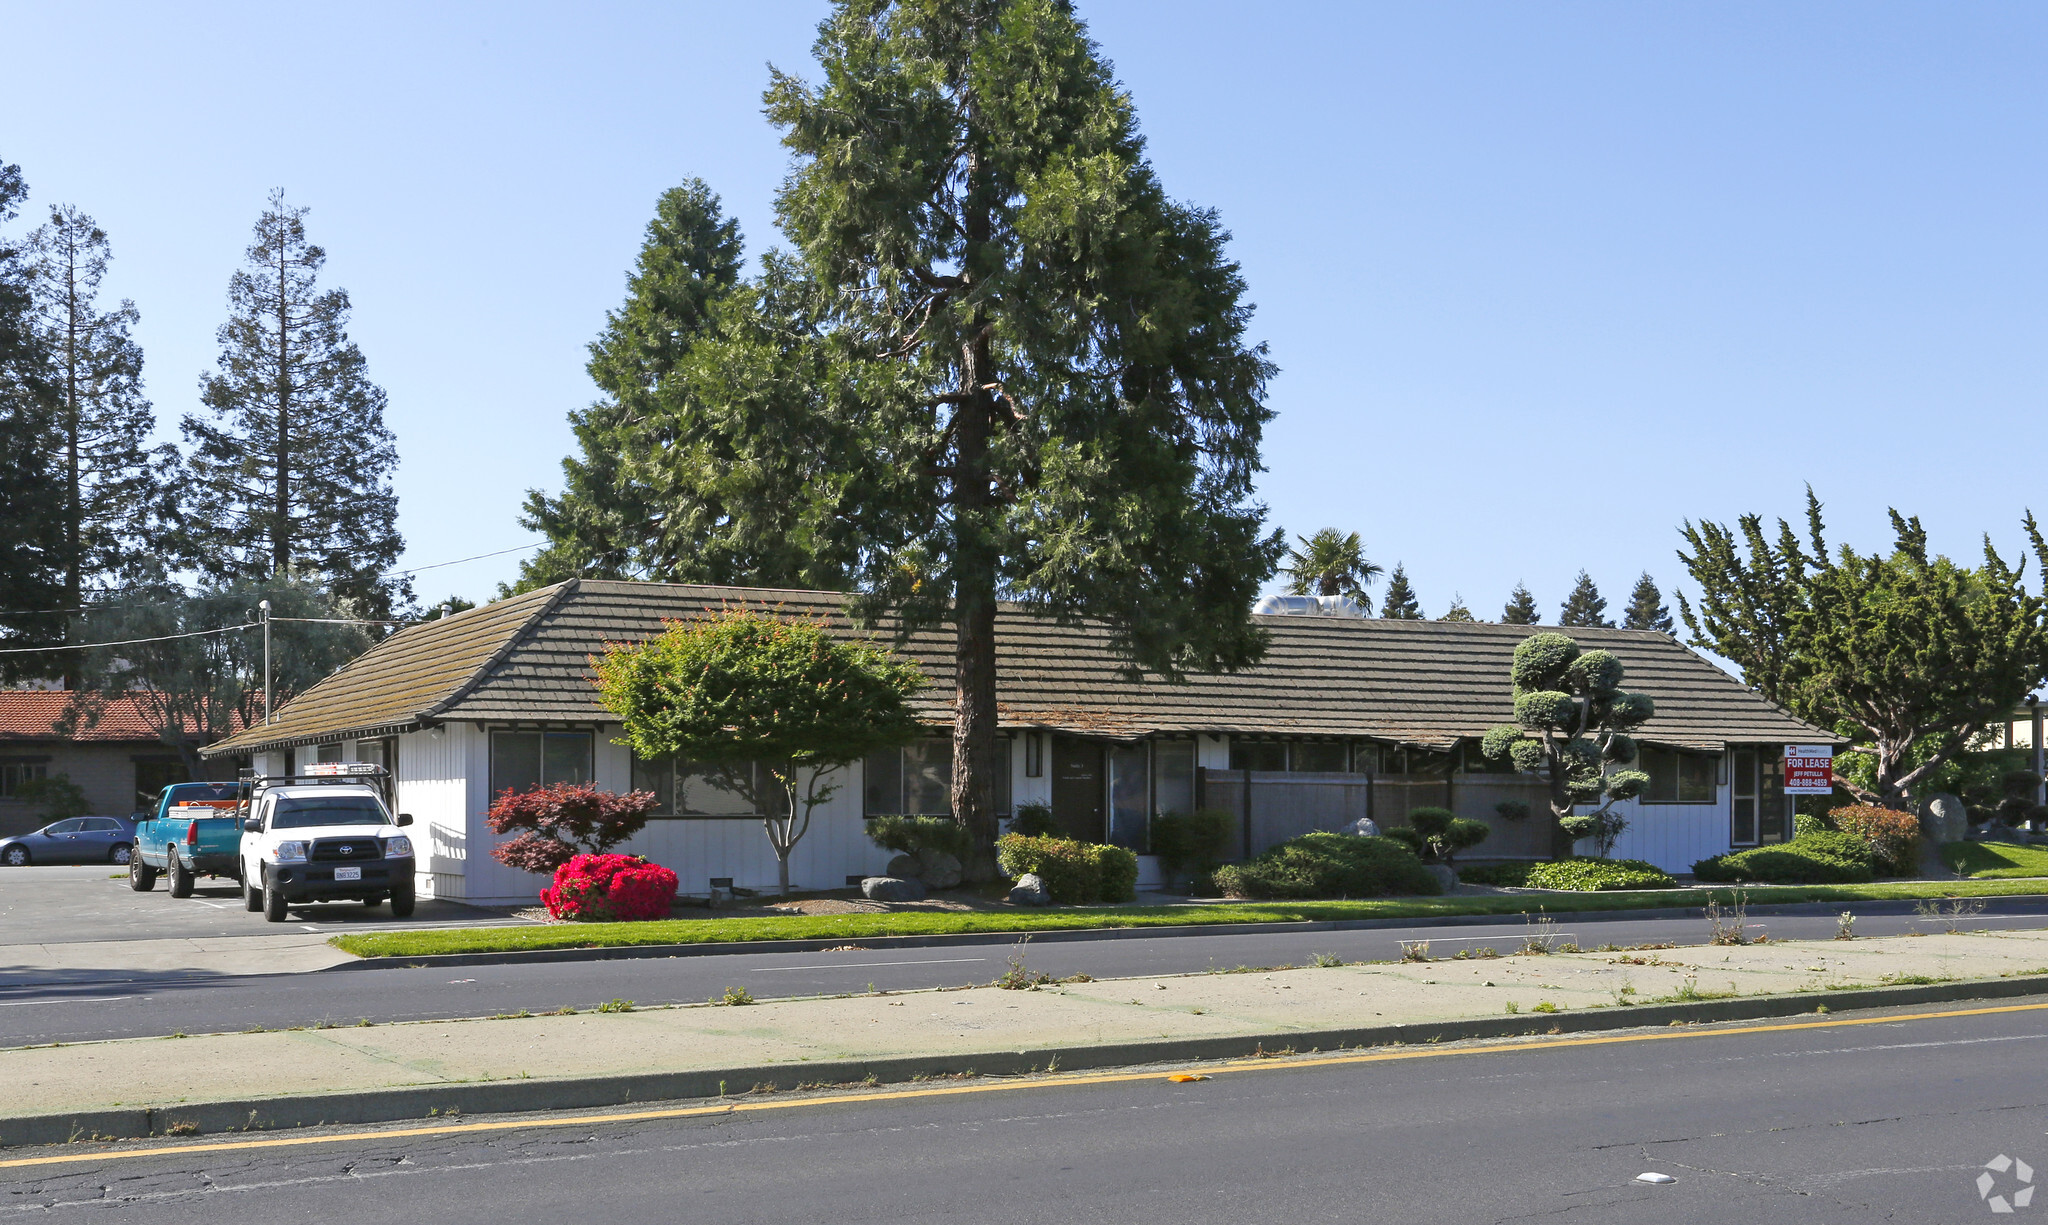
[9,927,2048,1144]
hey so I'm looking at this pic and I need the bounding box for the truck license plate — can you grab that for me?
[334,866,362,881]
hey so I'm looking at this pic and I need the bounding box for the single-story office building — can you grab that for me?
[203,579,1838,906]
[0,692,211,835]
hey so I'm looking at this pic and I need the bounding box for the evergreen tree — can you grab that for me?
[673,1,1283,871]
[1558,570,1613,627]
[181,190,406,616]
[516,181,745,592]
[26,205,180,683]
[0,157,66,678]
[1502,583,1541,624]
[1283,529,1381,610]
[1439,594,1475,622]
[1379,563,1421,619]
[1622,571,1673,633]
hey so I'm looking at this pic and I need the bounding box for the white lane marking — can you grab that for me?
[0,995,124,1007]
[300,925,322,932]
[749,957,988,973]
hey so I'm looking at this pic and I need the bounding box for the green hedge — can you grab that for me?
[1459,858,1678,891]
[1694,831,1875,884]
[995,833,1138,904]
[1150,809,1236,881]
[865,815,971,859]
[1211,832,1439,900]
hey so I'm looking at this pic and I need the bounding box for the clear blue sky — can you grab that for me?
[7,1,2044,621]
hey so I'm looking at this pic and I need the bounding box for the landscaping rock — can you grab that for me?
[1346,816,1381,837]
[884,853,921,880]
[916,849,963,890]
[1008,872,1049,906]
[1425,864,1458,893]
[1918,793,1970,876]
[860,875,926,902]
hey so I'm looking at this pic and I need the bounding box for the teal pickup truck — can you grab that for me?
[130,781,245,897]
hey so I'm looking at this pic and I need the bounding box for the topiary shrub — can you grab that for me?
[1149,809,1236,885]
[1211,832,1439,900]
[1384,806,1490,865]
[1007,801,1056,838]
[1828,804,1921,875]
[541,853,679,921]
[866,814,972,860]
[996,833,1137,904]
[1693,832,1875,884]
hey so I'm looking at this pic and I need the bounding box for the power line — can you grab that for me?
[0,622,258,656]
[389,541,543,578]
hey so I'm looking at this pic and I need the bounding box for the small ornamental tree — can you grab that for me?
[486,781,662,874]
[1481,632,1655,858]
[595,610,925,896]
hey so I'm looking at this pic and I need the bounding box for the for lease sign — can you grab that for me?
[1784,745,1835,794]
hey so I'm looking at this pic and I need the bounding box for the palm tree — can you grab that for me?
[1282,528,1383,611]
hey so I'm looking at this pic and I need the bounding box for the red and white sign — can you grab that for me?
[1784,745,1835,795]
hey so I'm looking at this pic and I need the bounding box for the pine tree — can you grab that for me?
[672,1,1284,871]
[0,157,66,677]
[26,205,180,683]
[1622,571,1673,633]
[1502,583,1541,624]
[1379,564,1421,619]
[181,190,406,616]
[1558,570,1613,627]
[516,181,745,592]
[1439,593,1476,622]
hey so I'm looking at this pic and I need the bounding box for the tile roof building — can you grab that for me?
[204,579,1837,903]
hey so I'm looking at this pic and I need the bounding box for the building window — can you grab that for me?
[1641,746,1717,803]
[862,737,1012,816]
[316,743,343,764]
[1290,741,1349,773]
[630,754,784,817]
[0,761,48,798]
[1023,732,1043,778]
[1228,740,1287,772]
[489,730,592,797]
[1154,740,1197,816]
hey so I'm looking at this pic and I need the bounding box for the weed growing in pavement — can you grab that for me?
[1504,1000,1519,1014]
[996,938,1054,990]
[596,998,635,1013]
[1520,909,1559,955]
[1879,971,1956,986]
[715,986,756,1006]
[1610,984,1638,1007]
[1915,896,1988,933]
[355,1018,374,1027]
[1652,976,1737,1004]
[1310,952,1344,968]
[165,1121,199,1137]
[1706,893,1755,946]
[1399,940,1431,962]
[1531,1001,1559,1014]
[1836,911,1857,940]
[491,1010,532,1021]
[551,1006,577,1016]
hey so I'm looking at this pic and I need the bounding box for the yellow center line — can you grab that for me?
[6,998,2046,1171]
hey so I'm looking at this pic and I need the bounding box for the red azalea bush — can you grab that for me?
[487,782,662,874]
[1828,804,1922,875]
[542,853,679,922]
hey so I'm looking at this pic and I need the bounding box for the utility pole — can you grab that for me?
[259,600,272,724]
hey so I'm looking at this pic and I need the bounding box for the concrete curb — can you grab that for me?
[10,973,2048,1149]
[324,892,2048,971]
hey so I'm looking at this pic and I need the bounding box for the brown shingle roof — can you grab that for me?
[204,578,1834,756]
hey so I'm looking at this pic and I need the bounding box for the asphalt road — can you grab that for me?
[0,865,532,945]
[9,999,2048,1222]
[6,893,2048,1045]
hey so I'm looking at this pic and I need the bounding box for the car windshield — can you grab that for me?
[271,795,388,829]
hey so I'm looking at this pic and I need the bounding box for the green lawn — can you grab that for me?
[1941,840,2048,879]
[331,878,2048,960]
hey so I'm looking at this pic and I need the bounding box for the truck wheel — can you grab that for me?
[167,853,195,899]
[242,872,263,912]
[390,887,416,918]
[262,872,288,923]
[128,855,157,892]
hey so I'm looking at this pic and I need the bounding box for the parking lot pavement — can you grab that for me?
[0,865,534,947]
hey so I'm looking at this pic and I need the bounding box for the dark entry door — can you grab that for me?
[1050,737,1106,843]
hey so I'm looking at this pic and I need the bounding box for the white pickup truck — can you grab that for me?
[237,764,417,923]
